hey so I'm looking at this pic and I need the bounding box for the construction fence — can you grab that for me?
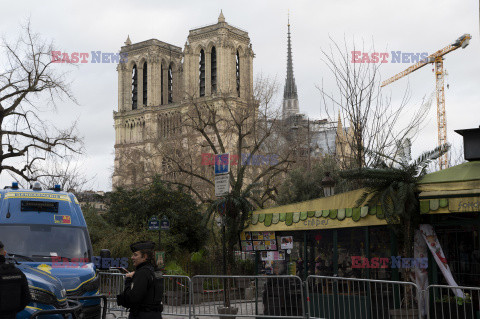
[98,272,480,319]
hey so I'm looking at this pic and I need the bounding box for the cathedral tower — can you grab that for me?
[183,10,254,99]
[112,12,255,188]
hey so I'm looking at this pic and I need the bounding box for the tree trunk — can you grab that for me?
[225,259,232,308]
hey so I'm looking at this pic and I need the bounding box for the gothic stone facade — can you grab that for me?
[113,13,255,188]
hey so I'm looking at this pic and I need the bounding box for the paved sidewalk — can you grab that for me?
[107,311,261,319]
[106,301,264,319]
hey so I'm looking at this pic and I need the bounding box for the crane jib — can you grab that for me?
[381,60,429,87]
[381,34,471,88]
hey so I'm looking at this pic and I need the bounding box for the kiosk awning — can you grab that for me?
[418,161,480,214]
[245,189,387,232]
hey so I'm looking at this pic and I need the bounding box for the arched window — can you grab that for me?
[199,49,205,97]
[132,64,138,109]
[161,64,164,105]
[143,62,147,105]
[211,46,217,94]
[168,64,173,103]
[236,51,240,97]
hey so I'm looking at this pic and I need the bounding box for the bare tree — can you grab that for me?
[33,154,94,192]
[114,75,297,207]
[159,75,296,207]
[0,21,82,185]
[318,37,432,170]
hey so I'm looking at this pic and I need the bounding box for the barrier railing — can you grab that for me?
[98,272,128,318]
[192,275,305,318]
[306,275,421,319]
[163,275,192,318]
[97,271,480,319]
[426,284,480,319]
[67,295,108,319]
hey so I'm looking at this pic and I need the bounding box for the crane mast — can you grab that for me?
[435,57,448,169]
[381,34,471,170]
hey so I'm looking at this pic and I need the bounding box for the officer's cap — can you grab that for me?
[130,241,155,252]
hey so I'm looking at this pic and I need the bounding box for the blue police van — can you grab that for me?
[0,182,102,318]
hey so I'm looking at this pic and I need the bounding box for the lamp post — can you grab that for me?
[321,172,336,197]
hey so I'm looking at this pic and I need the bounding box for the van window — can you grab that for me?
[0,225,91,262]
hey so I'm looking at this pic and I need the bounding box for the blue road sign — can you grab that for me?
[160,218,170,230]
[148,219,159,231]
[214,153,229,175]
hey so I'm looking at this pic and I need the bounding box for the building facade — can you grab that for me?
[113,12,255,188]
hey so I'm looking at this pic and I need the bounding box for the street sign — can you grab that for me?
[215,174,230,197]
[214,153,229,175]
[160,216,170,230]
[148,217,159,231]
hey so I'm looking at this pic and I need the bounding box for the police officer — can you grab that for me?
[117,241,163,319]
[0,241,31,319]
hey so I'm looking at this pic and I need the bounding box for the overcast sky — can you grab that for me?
[1,0,479,191]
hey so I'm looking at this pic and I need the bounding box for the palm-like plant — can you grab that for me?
[205,193,254,308]
[340,144,450,262]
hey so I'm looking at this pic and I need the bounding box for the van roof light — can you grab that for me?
[12,182,18,189]
[32,181,42,191]
[54,184,61,191]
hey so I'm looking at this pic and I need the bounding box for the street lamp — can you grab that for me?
[321,172,336,197]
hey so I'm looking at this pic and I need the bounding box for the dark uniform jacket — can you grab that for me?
[0,256,31,319]
[117,262,163,318]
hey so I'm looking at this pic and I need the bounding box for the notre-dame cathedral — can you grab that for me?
[113,11,255,188]
[113,11,352,190]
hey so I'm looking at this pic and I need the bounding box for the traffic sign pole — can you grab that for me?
[214,154,230,276]
[158,227,161,251]
[158,216,170,251]
[214,153,230,197]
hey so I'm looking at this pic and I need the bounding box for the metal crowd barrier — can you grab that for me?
[306,275,421,319]
[191,275,305,318]
[162,275,192,318]
[67,295,108,319]
[426,284,480,319]
[98,268,123,274]
[97,271,480,319]
[98,272,128,318]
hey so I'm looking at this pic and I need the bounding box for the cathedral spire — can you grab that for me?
[336,113,344,137]
[218,10,225,23]
[282,13,299,120]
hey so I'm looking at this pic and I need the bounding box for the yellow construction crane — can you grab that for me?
[381,34,471,170]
